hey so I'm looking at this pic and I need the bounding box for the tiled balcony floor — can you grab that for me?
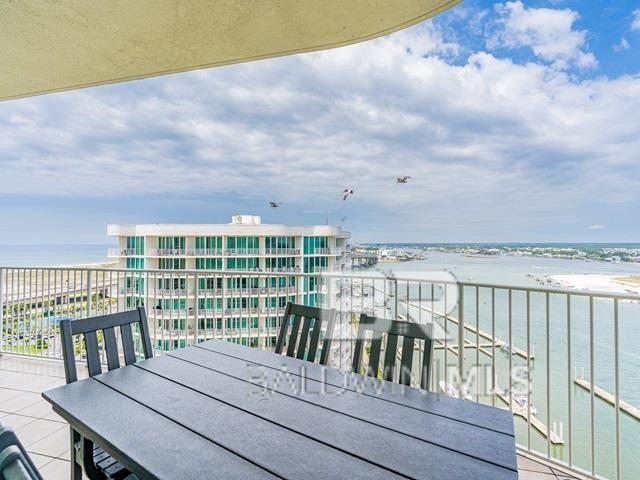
[1,353,581,480]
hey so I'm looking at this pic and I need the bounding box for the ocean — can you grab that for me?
[370,251,640,479]
[0,244,114,267]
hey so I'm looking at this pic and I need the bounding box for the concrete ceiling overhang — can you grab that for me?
[0,0,460,102]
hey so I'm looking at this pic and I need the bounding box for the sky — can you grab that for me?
[0,0,639,244]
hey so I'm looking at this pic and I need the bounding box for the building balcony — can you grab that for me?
[0,354,579,480]
[148,248,187,256]
[306,248,343,255]
[224,248,260,256]
[152,288,189,297]
[264,248,300,256]
[107,248,141,257]
[188,248,223,256]
[1,264,635,480]
[263,267,301,273]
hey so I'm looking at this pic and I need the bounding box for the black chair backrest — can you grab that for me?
[60,307,153,384]
[0,424,43,480]
[275,302,337,365]
[352,314,433,390]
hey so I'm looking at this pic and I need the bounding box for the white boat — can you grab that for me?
[439,381,473,401]
[513,393,538,415]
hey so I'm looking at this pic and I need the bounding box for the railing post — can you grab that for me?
[458,283,464,396]
[87,269,93,318]
[0,267,4,356]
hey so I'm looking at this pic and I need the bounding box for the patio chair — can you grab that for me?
[352,314,433,390]
[0,423,43,480]
[60,307,152,480]
[275,302,337,365]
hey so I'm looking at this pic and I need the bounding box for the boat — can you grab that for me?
[512,393,538,415]
[439,381,473,401]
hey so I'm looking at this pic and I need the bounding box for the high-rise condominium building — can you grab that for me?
[107,215,349,351]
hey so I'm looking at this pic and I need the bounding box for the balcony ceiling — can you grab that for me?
[0,0,460,102]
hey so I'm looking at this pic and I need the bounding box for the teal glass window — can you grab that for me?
[158,236,185,250]
[198,298,223,310]
[126,236,144,255]
[303,236,327,254]
[226,277,259,289]
[157,278,186,290]
[226,236,259,251]
[265,236,295,250]
[157,298,187,310]
[126,258,145,269]
[158,258,185,270]
[303,256,328,273]
[199,277,223,290]
[195,236,222,250]
[265,257,296,269]
[195,258,222,270]
[226,258,259,270]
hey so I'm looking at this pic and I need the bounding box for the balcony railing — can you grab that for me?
[188,248,223,256]
[264,248,300,255]
[225,248,260,256]
[107,248,141,257]
[148,248,187,256]
[1,265,639,480]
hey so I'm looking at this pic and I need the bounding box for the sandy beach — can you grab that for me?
[549,274,640,295]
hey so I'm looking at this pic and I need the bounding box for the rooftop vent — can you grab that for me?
[231,215,261,225]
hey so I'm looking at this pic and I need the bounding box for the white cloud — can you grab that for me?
[0,17,639,240]
[588,224,605,230]
[614,37,630,52]
[633,9,640,30]
[489,1,597,69]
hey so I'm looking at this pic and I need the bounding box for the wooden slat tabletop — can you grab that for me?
[43,340,518,480]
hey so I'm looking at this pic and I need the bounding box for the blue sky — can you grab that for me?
[1,1,639,244]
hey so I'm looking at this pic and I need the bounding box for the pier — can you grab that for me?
[494,387,564,444]
[405,299,535,360]
[367,283,535,360]
[574,378,640,421]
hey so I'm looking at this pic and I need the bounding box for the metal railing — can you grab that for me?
[107,248,140,257]
[264,248,300,255]
[148,248,187,256]
[1,266,638,479]
[188,248,224,256]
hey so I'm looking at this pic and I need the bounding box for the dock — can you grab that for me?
[369,285,535,360]
[494,388,564,444]
[575,378,640,421]
[407,300,535,360]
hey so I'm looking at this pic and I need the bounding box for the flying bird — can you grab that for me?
[342,188,354,201]
[269,201,282,208]
[396,176,412,184]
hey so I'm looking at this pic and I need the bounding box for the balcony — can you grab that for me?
[224,248,260,256]
[263,267,301,273]
[264,248,300,256]
[0,354,578,480]
[148,248,187,257]
[306,248,342,255]
[188,248,223,256]
[107,248,140,257]
[2,265,637,479]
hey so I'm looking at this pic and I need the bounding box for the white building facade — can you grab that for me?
[107,215,349,351]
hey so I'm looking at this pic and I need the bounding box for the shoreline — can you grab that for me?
[549,274,640,295]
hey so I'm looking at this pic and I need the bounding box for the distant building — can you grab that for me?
[108,215,349,351]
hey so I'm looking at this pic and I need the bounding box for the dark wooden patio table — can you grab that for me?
[43,339,518,479]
